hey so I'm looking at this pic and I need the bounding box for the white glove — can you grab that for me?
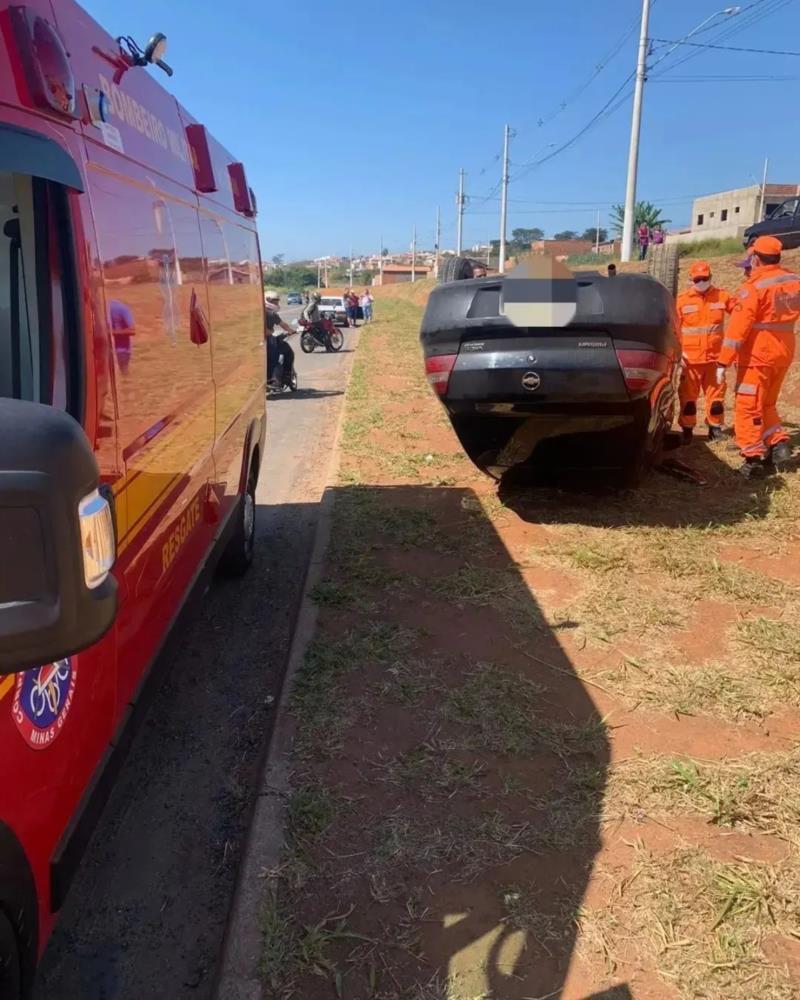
[716,365,727,385]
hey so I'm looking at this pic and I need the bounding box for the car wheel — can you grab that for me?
[300,332,316,353]
[647,244,679,298]
[0,912,21,1000]
[439,255,476,283]
[218,467,257,577]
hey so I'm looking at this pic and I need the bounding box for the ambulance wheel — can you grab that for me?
[0,911,21,1000]
[218,467,256,577]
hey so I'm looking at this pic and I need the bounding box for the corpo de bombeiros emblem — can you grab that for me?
[12,658,77,749]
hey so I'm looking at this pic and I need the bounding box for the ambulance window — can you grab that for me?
[0,173,77,413]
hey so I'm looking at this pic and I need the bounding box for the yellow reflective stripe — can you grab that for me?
[681,304,700,314]
[682,325,722,334]
[0,675,14,704]
[736,383,757,395]
[723,337,741,349]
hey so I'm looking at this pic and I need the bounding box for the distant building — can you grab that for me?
[673,183,800,244]
[374,263,433,285]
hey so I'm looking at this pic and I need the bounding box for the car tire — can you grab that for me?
[300,332,316,353]
[0,911,21,1000]
[218,467,256,577]
[647,244,679,298]
[438,256,475,283]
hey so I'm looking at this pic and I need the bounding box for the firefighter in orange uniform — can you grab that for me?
[675,260,735,442]
[716,235,800,478]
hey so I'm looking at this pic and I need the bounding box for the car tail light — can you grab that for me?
[425,354,457,396]
[615,349,668,396]
[78,489,116,589]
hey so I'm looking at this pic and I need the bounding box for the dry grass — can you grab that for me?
[579,846,800,1000]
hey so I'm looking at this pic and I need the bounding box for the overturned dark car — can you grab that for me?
[420,263,682,484]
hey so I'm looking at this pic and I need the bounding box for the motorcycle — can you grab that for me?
[267,332,298,394]
[299,315,344,354]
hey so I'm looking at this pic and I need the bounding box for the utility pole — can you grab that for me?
[349,245,353,288]
[379,234,384,285]
[758,157,769,221]
[499,124,511,273]
[411,224,416,282]
[435,207,441,278]
[317,259,321,288]
[595,209,601,255]
[456,167,465,256]
[621,0,651,262]
[486,237,491,267]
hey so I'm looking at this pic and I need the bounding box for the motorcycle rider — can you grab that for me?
[264,291,296,388]
[301,290,333,350]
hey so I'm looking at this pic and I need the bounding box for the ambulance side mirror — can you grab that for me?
[0,399,117,675]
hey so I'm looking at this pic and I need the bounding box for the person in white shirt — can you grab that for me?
[360,289,374,323]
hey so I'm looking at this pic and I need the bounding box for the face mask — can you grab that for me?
[693,279,711,293]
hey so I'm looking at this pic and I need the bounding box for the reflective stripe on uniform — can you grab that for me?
[723,338,741,349]
[681,325,722,334]
[710,302,726,310]
[742,442,767,457]
[681,304,700,314]
[735,383,757,395]
[752,321,795,332]
[761,423,783,440]
[755,274,798,289]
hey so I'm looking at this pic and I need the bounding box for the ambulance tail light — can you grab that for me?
[425,354,457,397]
[9,7,78,118]
[615,348,668,397]
[78,489,116,589]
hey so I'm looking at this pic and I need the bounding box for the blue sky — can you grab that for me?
[82,0,800,261]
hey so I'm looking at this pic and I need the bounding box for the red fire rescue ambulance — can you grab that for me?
[0,3,266,995]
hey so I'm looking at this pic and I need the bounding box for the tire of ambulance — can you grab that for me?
[438,255,474,283]
[300,331,316,354]
[0,911,21,1000]
[218,467,257,577]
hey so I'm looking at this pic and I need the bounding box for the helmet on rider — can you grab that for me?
[310,291,321,302]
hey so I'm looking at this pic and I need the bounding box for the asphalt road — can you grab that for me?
[35,309,356,1000]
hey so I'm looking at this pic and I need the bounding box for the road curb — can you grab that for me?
[213,334,357,1000]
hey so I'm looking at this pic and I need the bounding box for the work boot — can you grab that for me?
[739,456,767,480]
[707,425,726,442]
[681,427,694,444]
[769,441,793,470]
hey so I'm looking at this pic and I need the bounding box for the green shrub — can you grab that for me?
[675,237,743,259]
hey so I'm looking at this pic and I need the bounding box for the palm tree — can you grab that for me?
[610,201,671,236]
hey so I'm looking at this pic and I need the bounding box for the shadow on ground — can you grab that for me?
[275,484,623,999]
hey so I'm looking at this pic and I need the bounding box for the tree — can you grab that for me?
[580,226,608,243]
[271,253,285,267]
[553,230,579,241]
[509,227,544,252]
[610,201,671,236]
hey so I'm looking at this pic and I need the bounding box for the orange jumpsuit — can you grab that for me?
[718,264,800,458]
[675,284,734,429]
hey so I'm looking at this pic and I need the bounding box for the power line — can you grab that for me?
[649,36,800,57]
[653,74,800,81]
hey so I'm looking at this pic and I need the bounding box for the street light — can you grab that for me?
[620,4,741,262]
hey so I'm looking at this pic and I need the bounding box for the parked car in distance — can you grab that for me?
[319,295,348,325]
[420,270,681,485]
[286,291,302,305]
[743,197,800,250]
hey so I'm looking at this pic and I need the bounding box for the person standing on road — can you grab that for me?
[637,223,650,261]
[675,260,735,443]
[347,288,359,327]
[651,227,664,246]
[716,235,800,478]
[360,288,373,323]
